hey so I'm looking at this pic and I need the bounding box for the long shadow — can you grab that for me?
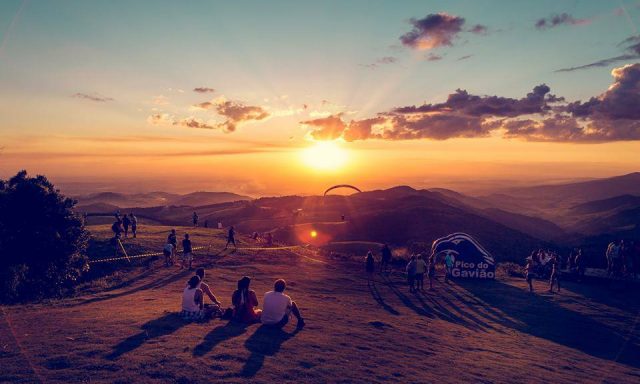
[559,280,640,313]
[457,279,640,369]
[381,275,433,319]
[239,325,300,378]
[368,278,400,315]
[193,322,248,357]
[106,312,187,360]
[69,269,193,307]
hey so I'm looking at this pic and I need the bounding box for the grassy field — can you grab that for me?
[1,224,639,383]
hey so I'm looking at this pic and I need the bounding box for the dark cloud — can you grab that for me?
[72,93,114,102]
[426,53,442,61]
[301,64,640,143]
[400,13,466,50]
[566,63,640,120]
[457,54,473,61]
[557,35,640,72]
[193,87,215,93]
[535,13,590,30]
[393,84,560,117]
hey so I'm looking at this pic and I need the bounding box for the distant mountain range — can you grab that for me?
[74,172,640,264]
[74,191,251,211]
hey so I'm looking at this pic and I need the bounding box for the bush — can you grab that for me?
[0,171,89,302]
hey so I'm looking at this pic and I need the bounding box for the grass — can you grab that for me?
[1,224,639,383]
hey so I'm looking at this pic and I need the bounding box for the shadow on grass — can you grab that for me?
[193,322,248,357]
[457,279,640,369]
[106,312,187,360]
[368,278,400,315]
[69,269,193,307]
[239,325,301,378]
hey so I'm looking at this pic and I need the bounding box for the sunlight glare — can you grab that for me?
[301,141,348,171]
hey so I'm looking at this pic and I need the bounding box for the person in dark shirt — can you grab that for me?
[168,229,178,260]
[192,212,199,227]
[130,213,137,238]
[548,254,561,293]
[182,233,193,270]
[380,244,392,274]
[225,226,237,249]
[122,214,131,238]
[365,251,375,279]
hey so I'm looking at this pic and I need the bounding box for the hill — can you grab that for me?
[570,195,640,215]
[1,224,638,383]
[75,191,252,210]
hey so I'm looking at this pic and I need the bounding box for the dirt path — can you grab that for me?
[1,227,639,383]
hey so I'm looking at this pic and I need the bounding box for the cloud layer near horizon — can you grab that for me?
[301,63,640,143]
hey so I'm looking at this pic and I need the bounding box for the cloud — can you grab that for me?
[173,117,215,130]
[457,54,473,61]
[216,101,269,132]
[193,87,215,93]
[72,93,114,102]
[426,53,443,61]
[399,13,466,50]
[360,56,398,69]
[535,13,591,30]
[556,36,640,72]
[300,115,346,140]
[301,64,640,143]
[469,24,488,35]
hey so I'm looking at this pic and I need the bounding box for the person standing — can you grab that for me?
[193,212,199,227]
[122,214,131,238]
[427,255,436,290]
[225,226,237,249]
[444,252,454,283]
[111,218,123,241]
[130,213,138,238]
[525,257,535,292]
[168,229,178,260]
[414,254,427,291]
[182,233,193,270]
[380,244,392,274]
[406,256,417,293]
[163,242,174,267]
[548,254,561,293]
[365,251,375,279]
[261,279,305,328]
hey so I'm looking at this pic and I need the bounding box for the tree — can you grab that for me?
[0,171,89,302]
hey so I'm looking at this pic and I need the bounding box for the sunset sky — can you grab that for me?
[1,0,640,195]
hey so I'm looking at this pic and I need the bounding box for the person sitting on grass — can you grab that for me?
[196,268,222,315]
[181,233,193,270]
[181,275,205,321]
[231,276,261,324]
[261,279,305,328]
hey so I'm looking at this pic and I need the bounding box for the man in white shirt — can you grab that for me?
[261,279,305,328]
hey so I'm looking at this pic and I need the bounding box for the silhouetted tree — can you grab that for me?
[0,171,89,302]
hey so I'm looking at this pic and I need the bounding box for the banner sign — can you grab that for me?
[431,232,495,279]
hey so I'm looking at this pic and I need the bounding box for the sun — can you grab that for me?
[301,141,348,171]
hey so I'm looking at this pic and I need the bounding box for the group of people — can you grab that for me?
[606,240,639,278]
[163,229,195,269]
[365,245,454,292]
[250,231,273,246]
[111,212,137,240]
[181,268,305,329]
[524,251,561,293]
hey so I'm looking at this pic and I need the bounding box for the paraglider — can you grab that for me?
[323,184,362,196]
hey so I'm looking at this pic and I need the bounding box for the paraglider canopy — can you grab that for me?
[323,184,362,196]
[431,232,495,279]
